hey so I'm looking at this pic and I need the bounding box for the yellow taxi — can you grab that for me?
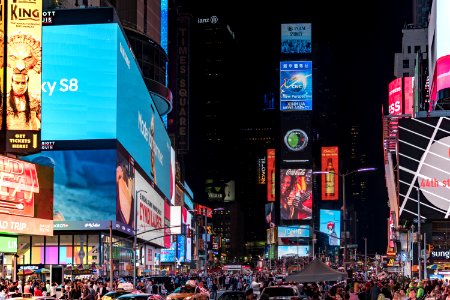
[166,280,209,300]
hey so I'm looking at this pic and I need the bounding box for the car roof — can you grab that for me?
[117,294,153,299]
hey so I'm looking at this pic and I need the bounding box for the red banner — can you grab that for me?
[321,147,339,200]
[267,149,275,202]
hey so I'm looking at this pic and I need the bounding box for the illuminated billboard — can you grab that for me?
[4,0,42,154]
[170,206,182,235]
[160,241,176,263]
[265,203,275,228]
[177,235,186,262]
[42,24,172,199]
[319,209,341,247]
[321,147,339,201]
[257,156,266,185]
[398,117,450,219]
[277,245,309,258]
[388,77,414,115]
[23,149,116,227]
[278,226,310,238]
[267,149,275,201]
[135,170,164,248]
[280,61,312,111]
[281,23,312,54]
[280,169,312,221]
[0,236,17,253]
[280,113,312,164]
[0,156,53,236]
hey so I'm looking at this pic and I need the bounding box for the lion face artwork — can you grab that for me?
[8,33,42,75]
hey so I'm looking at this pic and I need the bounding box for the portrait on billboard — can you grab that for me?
[319,209,341,247]
[116,151,135,227]
[6,33,42,131]
[280,169,312,220]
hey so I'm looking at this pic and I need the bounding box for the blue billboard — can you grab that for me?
[22,150,116,222]
[42,23,172,199]
[177,235,186,262]
[281,23,312,54]
[319,209,341,247]
[278,226,310,238]
[160,241,176,263]
[280,61,313,111]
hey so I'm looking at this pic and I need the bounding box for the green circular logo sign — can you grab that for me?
[284,129,308,151]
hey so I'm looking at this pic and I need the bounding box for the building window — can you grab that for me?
[59,235,73,265]
[74,235,88,265]
[408,46,411,53]
[31,236,44,265]
[403,59,409,68]
[17,236,31,265]
[45,235,59,264]
[415,45,421,53]
[403,72,410,77]
[87,235,100,267]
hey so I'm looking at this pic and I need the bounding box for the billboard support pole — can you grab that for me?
[110,220,113,291]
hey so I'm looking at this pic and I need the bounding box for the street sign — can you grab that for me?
[347,244,358,249]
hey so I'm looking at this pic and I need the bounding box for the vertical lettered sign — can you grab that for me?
[5,0,42,153]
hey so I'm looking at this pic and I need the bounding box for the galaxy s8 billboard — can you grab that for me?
[42,23,172,199]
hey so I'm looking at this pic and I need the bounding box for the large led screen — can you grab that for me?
[160,241,176,263]
[388,78,402,115]
[319,209,341,247]
[42,24,172,199]
[278,226,310,246]
[267,149,275,202]
[280,61,313,111]
[277,245,309,258]
[398,117,450,219]
[280,169,313,221]
[321,147,339,201]
[281,23,312,54]
[135,170,165,248]
[23,149,116,223]
[116,27,172,200]
[42,24,117,141]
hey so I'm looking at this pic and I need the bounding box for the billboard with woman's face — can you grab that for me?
[280,169,312,221]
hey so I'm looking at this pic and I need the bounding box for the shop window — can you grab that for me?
[59,235,73,265]
[45,235,58,265]
[31,236,44,265]
[87,234,100,267]
[17,235,31,265]
[74,235,88,266]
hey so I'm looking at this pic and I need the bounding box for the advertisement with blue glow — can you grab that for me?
[160,242,176,263]
[22,149,116,223]
[280,61,313,111]
[42,23,172,200]
[278,226,310,238]
[116,27,172,199]
[42,24,118,140]
[277,245,309,258]
[177,235,186,262]
[281,23,312,54]
[319,209,341,247]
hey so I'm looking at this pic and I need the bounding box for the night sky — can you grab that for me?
[184,0,414,254]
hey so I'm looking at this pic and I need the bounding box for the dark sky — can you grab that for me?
[185,0,413,253]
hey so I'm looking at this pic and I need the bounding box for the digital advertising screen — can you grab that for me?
[277,245,309,258]
[22,149,116,227]
[267,149,275,201]
[321,146,339,201]
[4,0,42,154]
[280,113,312,164]
[398,117,450,219]
[42,23,172,200]
[116,26,172,200]
[265,203,275,228]
[160,241,176,263]
[177,235,186,262]
[319,209,341,247]
[281,23,312,54]
[280,169,313,221]
[278,226,310,246]
[0,156,53,236]
[42,24,118,141]
[280,61,313,111]
[135,170,165,248]
[388,78,402,115]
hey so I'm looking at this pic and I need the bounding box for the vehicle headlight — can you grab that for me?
[102,296,112,300]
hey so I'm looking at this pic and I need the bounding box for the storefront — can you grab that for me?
[16,232,134,284]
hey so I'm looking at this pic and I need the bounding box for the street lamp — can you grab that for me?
[315,167,376,266]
